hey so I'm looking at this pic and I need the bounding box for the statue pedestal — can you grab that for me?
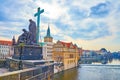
[6,57,54,71]
[6,45,44,71]
[12,45,43,60]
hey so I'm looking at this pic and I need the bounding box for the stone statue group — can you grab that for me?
[17,19,37,45]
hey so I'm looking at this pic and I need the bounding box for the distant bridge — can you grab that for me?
[80,64,120,68]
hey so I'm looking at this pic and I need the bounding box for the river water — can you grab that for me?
[53,60,120,80]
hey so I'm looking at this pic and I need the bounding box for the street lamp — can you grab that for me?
[18,43,24,70]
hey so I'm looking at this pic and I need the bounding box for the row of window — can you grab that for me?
[47,54,52,57]
[0,53,11,59]
[54,48,76,52]
[0,45,11,48]
[68,60,76,64]
[0,49,9,52]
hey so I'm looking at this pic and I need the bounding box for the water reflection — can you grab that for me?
[79,65,120,80]
[54,68,78,80]
[54,60,120,80]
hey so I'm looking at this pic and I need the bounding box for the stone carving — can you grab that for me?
[29,19,37,43]
[17,29,29,44]
[17,19,37,45]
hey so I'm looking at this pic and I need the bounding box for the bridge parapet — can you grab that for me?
[0,64,54,80]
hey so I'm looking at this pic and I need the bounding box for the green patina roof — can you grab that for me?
[39,42,46,47]
[45,25,52,38]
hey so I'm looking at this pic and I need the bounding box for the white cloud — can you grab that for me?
[0,0,120,51]
[35,0,68,20]
[73,0,106,10]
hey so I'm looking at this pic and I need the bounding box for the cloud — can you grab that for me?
[0,0,120,51]
[0,21,26,39]
[68,22,111,40]
[90,2,111,17]
[68,6,88,20]
[35,0,68,20]
[0,0,36,22]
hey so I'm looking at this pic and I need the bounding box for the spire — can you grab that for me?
[46,24,51,37]
[12,36,16,45]
[44,24,53,42]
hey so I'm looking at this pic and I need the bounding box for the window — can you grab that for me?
[70,54,74,58]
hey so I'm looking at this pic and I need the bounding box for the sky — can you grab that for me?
[0,0,120,52]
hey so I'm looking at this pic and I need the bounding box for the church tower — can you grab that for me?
[43,24,53,60]
[12,36,16,45]
[44,24,53,42]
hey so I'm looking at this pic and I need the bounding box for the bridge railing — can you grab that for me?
[0,64,54,80]
[26,70,52,80]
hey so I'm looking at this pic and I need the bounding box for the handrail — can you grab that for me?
[26,71,50,80]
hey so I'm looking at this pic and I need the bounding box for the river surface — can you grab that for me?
[53,60,120,80]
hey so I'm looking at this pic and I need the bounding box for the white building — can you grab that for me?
[43,25,54,60]
[42,42,54,60]
[0,40,13,59]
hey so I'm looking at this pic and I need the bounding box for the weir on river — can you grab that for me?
[54,60,120,80]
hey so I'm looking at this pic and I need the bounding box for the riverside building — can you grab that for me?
[0,40,13,59]
[43,25,54,60]
[53,41,79,70]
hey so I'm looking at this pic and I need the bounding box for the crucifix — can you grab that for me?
[34,7,44,44]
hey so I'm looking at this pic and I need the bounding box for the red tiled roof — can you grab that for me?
[58,41,77,48]
[73,44,77,48]
[0,40,12,46]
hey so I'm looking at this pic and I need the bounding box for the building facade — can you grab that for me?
[53,41,79,70]
[42,42,53,60]
[43,25,53,60]
[0,40,13,59]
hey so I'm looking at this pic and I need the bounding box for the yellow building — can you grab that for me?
[53,40,79,70]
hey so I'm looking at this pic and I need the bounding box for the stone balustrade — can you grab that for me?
[0,64,54,80]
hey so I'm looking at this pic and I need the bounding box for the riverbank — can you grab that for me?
[54,63,78,74]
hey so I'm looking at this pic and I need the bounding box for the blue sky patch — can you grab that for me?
[90,2,111,18]
[0,0,120,51]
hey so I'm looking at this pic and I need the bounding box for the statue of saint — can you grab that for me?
[17,29,29,44]
[29,19,37,43]
[17,19,37,45]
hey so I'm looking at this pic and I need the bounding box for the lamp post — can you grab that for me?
[18,43,24,70]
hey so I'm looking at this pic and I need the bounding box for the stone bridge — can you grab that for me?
[0,64,54,80]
